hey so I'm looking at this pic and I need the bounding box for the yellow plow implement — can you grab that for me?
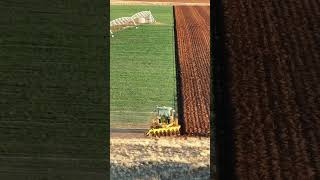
[145,125,181,137]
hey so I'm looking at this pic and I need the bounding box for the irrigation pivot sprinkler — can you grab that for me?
[110,11,156,37]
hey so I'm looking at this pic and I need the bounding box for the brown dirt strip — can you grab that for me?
[110,128,148,138]
[216,0,320,179]
[174,6,210,136]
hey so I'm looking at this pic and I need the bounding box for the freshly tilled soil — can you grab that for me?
[174,6,210,136]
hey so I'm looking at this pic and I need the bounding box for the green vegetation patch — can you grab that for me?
[110,6,176,128]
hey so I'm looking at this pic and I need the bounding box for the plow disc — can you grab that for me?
[145,125,181,137]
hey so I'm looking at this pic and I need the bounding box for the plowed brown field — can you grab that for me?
[174,6,210,136]
[216,0,320,179]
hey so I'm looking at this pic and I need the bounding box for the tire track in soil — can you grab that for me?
[219,0,320,179]
[174,6,210,136]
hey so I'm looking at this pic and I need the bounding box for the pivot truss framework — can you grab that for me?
[110,11,156,37]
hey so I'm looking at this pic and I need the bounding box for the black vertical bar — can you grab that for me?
[212,0,236,179]
[105,0,110,179]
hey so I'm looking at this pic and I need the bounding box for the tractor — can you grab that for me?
[145,106,181,137]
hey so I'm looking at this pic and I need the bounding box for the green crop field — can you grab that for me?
[110,6,176,128]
